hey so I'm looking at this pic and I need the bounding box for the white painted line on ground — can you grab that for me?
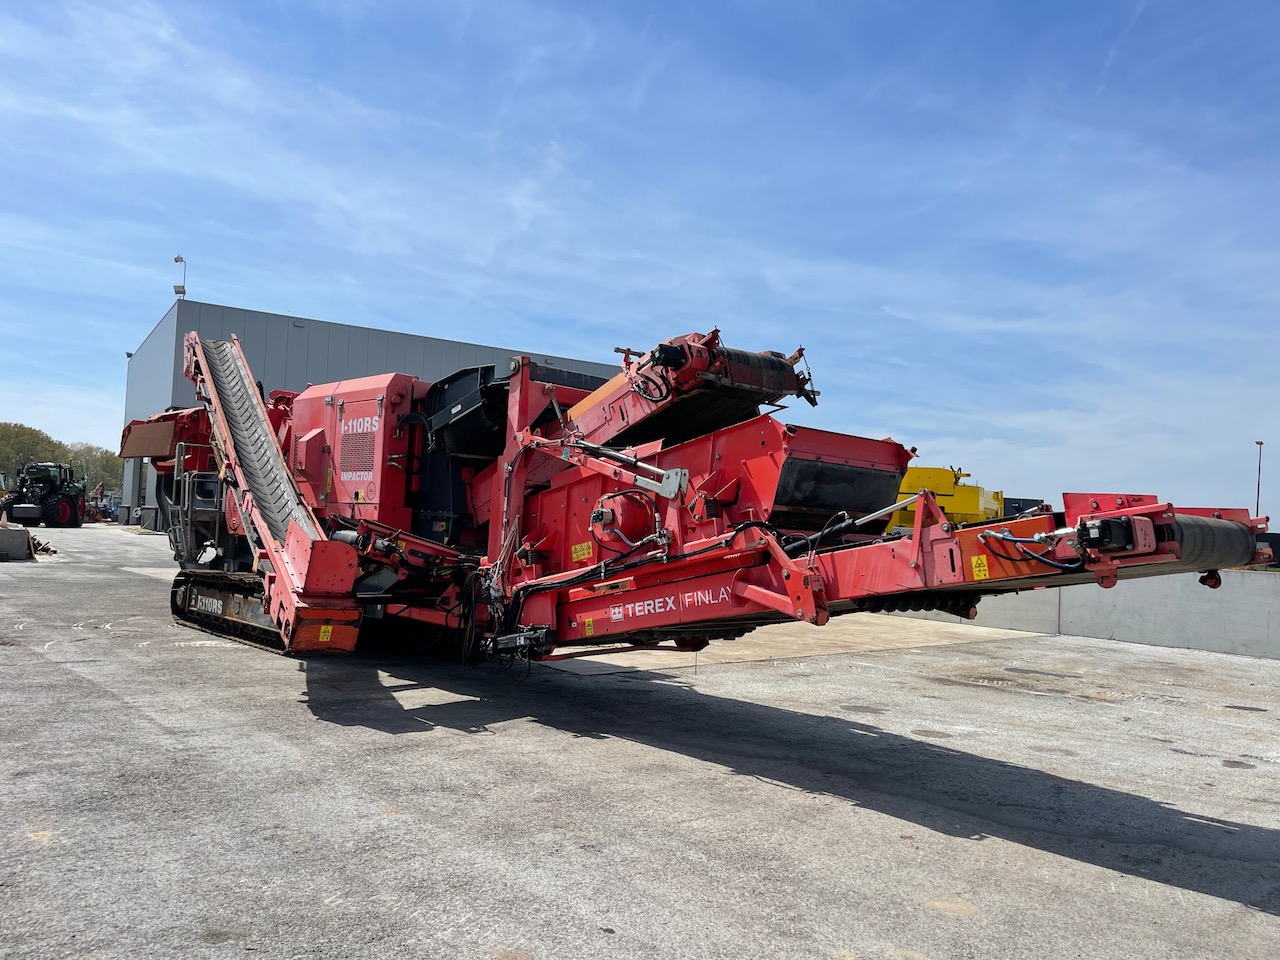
[844,659,922,675]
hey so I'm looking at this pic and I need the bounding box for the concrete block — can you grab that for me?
[894,570,1280,660]
[0,526,35,561]
[969,588,1061,634]
[1060,570,1280,660]
[890,588,1061,635]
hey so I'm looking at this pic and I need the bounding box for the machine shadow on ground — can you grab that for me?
[299,651,1280,917]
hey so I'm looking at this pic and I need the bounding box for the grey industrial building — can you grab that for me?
[121,299,616,525]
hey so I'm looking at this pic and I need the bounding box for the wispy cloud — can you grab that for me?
[1096,1,1148,97]
[0,1,1275,513]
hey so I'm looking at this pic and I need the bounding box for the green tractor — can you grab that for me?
[0,462,86,528]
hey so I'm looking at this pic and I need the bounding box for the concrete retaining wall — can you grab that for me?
[897,570,1280,660]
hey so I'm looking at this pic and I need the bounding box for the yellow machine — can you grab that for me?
[889,467,1003,529]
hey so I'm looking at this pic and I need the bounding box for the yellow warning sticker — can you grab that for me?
[571,541,594,562]
[971,555,990,580]
[584,618,595,637]
[318,625,333,643]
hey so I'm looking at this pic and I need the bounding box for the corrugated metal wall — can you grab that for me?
[121,300,617,517]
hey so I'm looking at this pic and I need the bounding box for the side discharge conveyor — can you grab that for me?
[122,328,1270,662]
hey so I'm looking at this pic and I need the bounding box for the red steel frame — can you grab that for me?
[124,329,1270,659]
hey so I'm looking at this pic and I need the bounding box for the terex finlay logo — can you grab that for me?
[609,585,732,622]
[341,416,379,434]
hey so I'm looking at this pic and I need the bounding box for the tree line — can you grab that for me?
[0,422,124,493]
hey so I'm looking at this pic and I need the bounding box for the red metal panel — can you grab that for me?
[290,372,424,532]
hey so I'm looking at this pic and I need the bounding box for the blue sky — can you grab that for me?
[0,0,1275,513]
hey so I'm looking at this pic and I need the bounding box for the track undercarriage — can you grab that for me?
[170,570,285,652]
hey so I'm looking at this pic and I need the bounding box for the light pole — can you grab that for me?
[1256,440,1264,517]
[173,255,187,298]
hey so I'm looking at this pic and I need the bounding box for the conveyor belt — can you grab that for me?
[200,340,319,545]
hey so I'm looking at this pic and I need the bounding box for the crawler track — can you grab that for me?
[170,570,288,653]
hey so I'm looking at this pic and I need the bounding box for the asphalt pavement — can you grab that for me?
[2,524,1278,959]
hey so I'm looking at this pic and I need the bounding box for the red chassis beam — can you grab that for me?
[507,493,1267,653]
